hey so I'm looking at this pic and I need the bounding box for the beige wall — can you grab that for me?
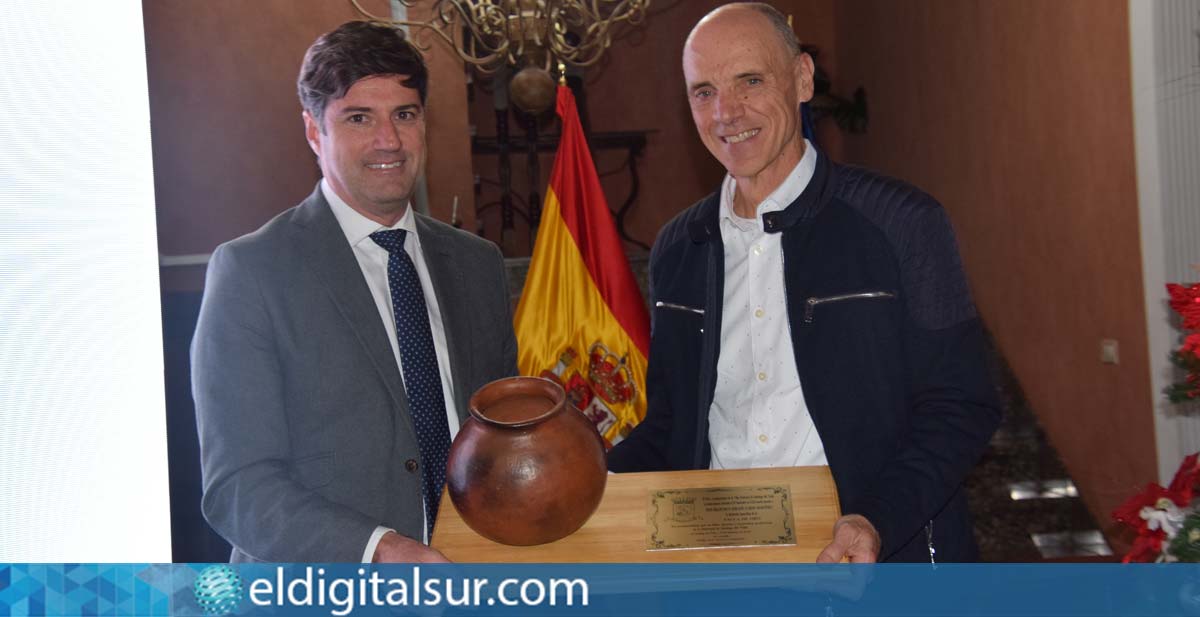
[834,0,1155,543]
[145,0,473,290]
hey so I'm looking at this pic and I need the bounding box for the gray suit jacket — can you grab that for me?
[192,186,517,562]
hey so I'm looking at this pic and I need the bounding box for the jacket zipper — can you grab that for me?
[803,291,896,323]
[695,243,722,468]
[655,301,705,315]
[926,520,936,564]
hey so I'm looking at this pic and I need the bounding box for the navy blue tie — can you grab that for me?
[369,228,451,537]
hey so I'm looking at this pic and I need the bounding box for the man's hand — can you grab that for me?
[815,514,881,563]
[372,531,452,563]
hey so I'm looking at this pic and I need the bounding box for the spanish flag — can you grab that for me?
[514,85,651,447]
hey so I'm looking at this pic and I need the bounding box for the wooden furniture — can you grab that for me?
[432,466,840,562]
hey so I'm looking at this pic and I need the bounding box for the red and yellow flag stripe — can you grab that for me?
[514,85,650,444]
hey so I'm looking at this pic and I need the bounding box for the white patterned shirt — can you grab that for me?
[708,140,829,470]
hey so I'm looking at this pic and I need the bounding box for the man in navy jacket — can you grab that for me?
[607,3,1001,562]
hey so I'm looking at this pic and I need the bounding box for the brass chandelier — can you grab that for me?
[350,0,652,73]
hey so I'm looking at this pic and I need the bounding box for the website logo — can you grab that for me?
[194,564,244,616]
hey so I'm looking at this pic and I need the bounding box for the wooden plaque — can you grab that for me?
[432,466,841,563]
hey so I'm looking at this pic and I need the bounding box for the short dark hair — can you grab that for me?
[297,20,428,128]
[742,2,802,57]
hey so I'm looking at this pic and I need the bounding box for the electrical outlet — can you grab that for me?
[1100,339,1119,364]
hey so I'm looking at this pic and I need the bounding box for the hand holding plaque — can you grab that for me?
[816,514,881,563]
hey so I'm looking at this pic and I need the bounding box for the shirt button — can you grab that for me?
[757,372,767,381]
[758,434,768,443]
[405,459,419,473]
[754,308,765,318]
[752,245,763,256]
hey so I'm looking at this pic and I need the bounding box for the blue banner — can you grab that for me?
[3,563,1200,616]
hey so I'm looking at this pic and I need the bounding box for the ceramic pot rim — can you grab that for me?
[467,376,566,429]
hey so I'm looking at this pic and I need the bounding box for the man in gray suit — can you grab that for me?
[192,21,517,563]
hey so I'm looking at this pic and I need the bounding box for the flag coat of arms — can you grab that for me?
[513,84,651,448]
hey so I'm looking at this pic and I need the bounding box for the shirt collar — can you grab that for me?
[322,178,417,249]
[718,138,817,233]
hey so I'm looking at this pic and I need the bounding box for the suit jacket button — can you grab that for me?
[405,459,419,473]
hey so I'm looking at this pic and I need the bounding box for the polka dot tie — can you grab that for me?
[370,229,451,537]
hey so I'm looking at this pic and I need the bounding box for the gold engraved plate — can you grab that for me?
[646,484,795,550]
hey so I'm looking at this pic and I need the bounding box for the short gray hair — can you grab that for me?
[741,2,802,57]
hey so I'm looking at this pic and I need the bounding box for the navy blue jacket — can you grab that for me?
[608,152,1001,562]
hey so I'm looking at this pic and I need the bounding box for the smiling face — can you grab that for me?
[683,7,814,205]
[304,74,426,226]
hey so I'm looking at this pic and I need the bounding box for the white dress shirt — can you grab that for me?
[322,180,461,560]
[708,140,829,470]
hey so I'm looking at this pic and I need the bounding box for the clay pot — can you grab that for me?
[446,376,607,545]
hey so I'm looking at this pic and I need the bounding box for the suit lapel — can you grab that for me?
[415,214,474,423]
[291,187,410,412]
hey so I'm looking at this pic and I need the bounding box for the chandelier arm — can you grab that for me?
[603,0,647,27]
[588,2,606,26]
[461,1,505,40]
[350,0,652,72]
[581,0,649,66]
[518,7,534,63]
[557,37,605,67]
[548,2,593,65]
[455,1,515,65]
[566,22,612,60]
[626,1,649,26]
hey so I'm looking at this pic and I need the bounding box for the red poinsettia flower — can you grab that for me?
[1183,334,1200,360]
[1123,528,1166,563]
[1167,452,1200,503]
[1168,283,1200,331]
[1115,453,1200,562]
[1114,483,1176,530]
[1181,371,1200,399]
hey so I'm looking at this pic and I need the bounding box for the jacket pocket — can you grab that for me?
[803,290,896,323]
[292,452,334,489]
